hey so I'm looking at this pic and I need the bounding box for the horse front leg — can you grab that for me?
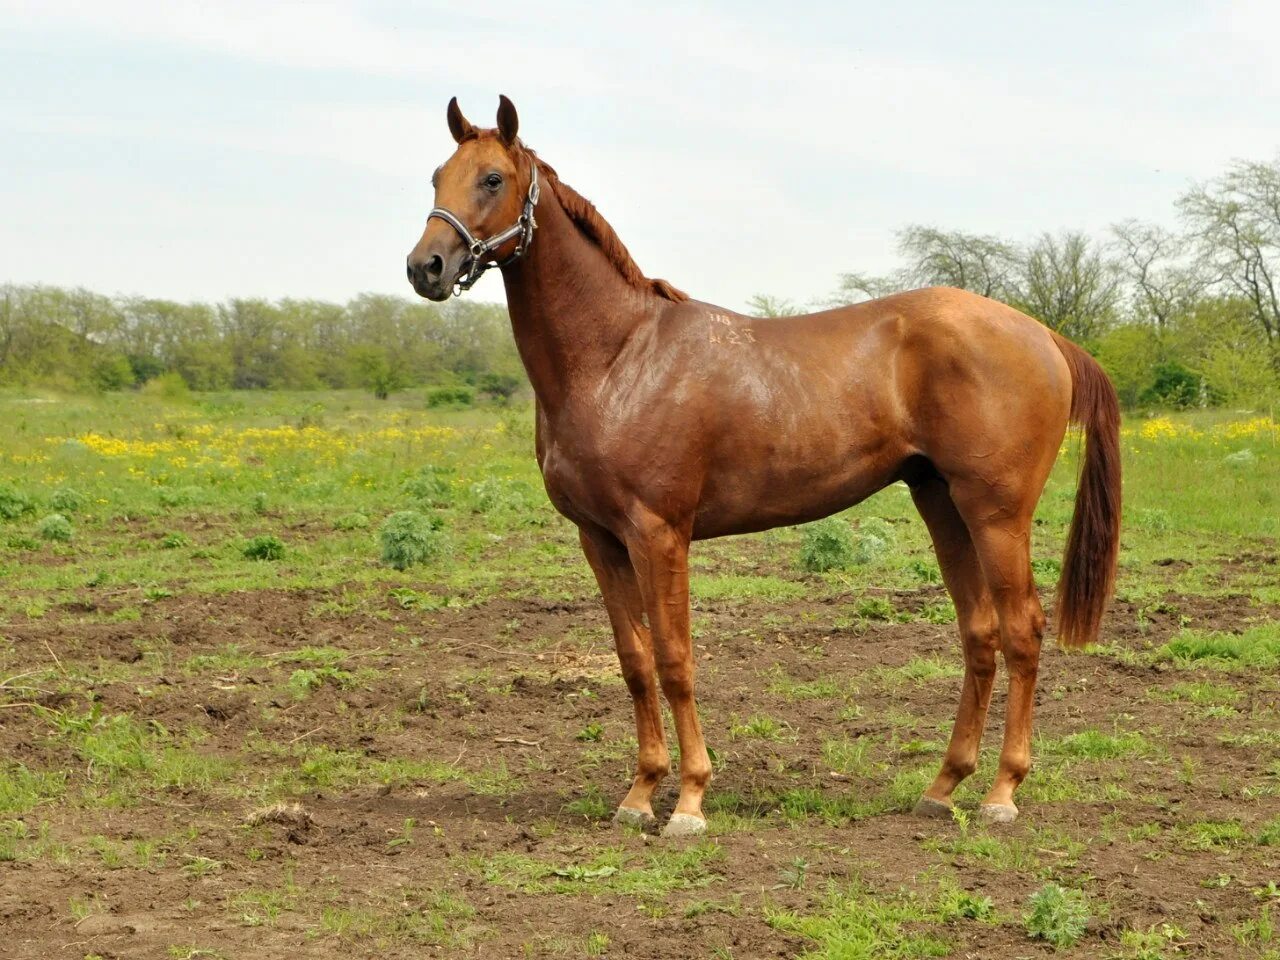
[623,512,711,838]
[578,526,669,828]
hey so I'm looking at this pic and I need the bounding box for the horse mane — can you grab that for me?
[520,146,688,302]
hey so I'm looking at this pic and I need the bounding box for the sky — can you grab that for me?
[1,1,1278,313]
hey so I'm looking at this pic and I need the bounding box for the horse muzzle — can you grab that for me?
[406,251,469,302]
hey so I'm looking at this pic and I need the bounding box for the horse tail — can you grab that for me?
[1050,331,1122,649]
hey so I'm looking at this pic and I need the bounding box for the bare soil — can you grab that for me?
[2,571,1279,958]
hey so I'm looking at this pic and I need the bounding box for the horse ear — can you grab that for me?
[447,97,476,143]
[496,94,519,145]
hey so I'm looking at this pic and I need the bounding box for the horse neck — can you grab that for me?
[500,185,655,412]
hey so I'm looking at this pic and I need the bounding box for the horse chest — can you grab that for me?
[538,434,627,527]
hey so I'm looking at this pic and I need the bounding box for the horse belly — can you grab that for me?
[690,437,904,540]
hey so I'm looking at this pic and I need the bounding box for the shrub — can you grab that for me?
[798,518,856,572]
[1140,361,1216,409]
[0,484,34,522]
[856,597,897,621]
[425,385,474,409]
[852,516,895,564]
[140,371,191,400]
[91,353,136,392]
[160,532,191,549]
[467,476,531,514]
[908,559,942,583]
[49,487,87,513]
[242,535,286,561]
[477,372,522,405]
[1024,883,1090,949]
[333,512,370,531]
[940,887,995,921]
[1095,322,1162,408]
[380,511,447,570]
[158,486,205,509]
[37,514,73,543]
[403,465,455,506]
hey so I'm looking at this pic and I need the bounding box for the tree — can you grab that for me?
[1014,231,1120,342]
[218,299,285,389]
[1094,323,1164,407]
[1110,220,1206,329]
[1171,296,1277,407]
[828,226,1018,306]
[349,346,406,400]
[828,271,900,305]
[744,294,797,317]
[1180,157,1280,368]
[896,226,1019,299]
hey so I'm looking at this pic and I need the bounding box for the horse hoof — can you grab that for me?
[613,806,656,829]
[912,796,954,819]
[979,803,1019,825]
[661,813,707,838]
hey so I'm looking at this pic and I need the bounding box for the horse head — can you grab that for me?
[406,95,538,301]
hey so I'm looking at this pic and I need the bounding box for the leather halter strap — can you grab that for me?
[427,162,540,292]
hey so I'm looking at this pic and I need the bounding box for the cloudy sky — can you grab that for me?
[1,1,1277,312]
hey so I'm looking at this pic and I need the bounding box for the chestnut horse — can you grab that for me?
[407,96,1121,837]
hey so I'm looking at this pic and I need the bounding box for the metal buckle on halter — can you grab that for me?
[427,162,540,294]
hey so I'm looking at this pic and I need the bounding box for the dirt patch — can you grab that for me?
[2,583,1279,958]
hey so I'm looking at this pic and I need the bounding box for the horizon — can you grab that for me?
[2,1,1278,312]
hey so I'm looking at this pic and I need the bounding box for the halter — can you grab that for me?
[427,162,540,292]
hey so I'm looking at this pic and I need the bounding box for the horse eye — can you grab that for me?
[484,173,503,190]
[431,166,441,188]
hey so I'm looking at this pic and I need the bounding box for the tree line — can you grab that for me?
[2,155,1278,410]
[0,288,524,399]
[748,155,1280,409]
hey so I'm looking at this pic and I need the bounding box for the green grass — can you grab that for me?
[315,889,481,947]
[1154,624,1280,669]
[480,842,723,900]
[0,763,66,814]
[765,666,851,701]
[689,573,807,603]
[765,879,989,959]
[30,708,238,797]
[871,656,963,687]
[1038,729,1152,760]
[821,738,883,778]
[728,714,792,741]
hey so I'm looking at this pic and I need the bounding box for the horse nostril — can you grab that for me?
[424,254,444,282]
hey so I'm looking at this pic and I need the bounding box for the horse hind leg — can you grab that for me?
[908,475,1001,818]
[949,483,1047,824]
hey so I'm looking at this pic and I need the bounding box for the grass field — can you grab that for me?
[1,387,1278,959]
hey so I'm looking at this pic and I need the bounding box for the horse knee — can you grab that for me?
[960,619,999,676]
[654,651,696,699]
[999,602,1046,675]
[681,752,712,790]
[658,668,695,704]
[1002,640,1041,677]
[635,750,669,784]
[1031,607,1047,640]
[618,650,657,700]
